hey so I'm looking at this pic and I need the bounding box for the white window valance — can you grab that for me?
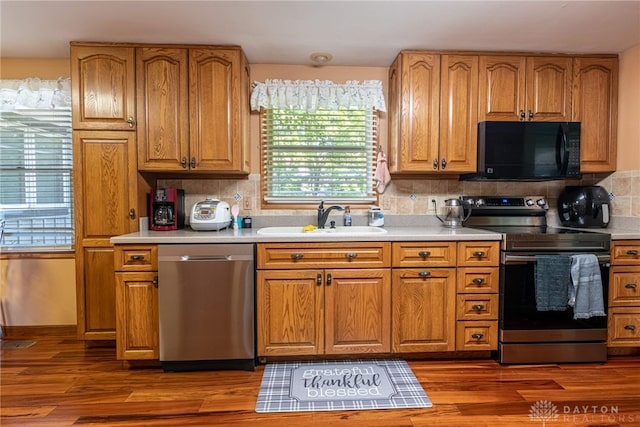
[0,78,71,111]
[250,79,386,113]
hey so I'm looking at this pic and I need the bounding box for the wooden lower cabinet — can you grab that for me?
[608,240,640,347]
[257,268,391,356]
[392,268,456,352]
[113,244,159,360]
[256,242,391,357]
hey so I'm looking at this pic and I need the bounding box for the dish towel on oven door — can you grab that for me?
[569,254,606,319]
[534,255,571,311]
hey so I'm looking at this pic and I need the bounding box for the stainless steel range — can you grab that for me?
[462,196,611,364]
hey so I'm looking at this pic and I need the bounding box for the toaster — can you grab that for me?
[189,198,232,231]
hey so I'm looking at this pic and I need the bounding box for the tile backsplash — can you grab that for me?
[158,169,640,220]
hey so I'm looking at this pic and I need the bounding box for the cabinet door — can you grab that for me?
[115,272,159,360]
[572,57,618,173]
[479,55,526,121]
[392,268,456,352]
[439,55,478,173]
[525,57,572,121]
[324,269,391,354]
[256,270,324,356]
[136,47,189,171]
[70,45,136,130]
[189,48,247,172]
[393,52,441,172]
[77,247,116,340]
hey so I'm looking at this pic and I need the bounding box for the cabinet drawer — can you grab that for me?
[608,308,640,347]
[456,321,497,351]
[457,242,500,267]
[392,242,456,267]
[609,267,640,306]
[611,241,640,266]
[457,294,498,321]
[114,245,158,271]
[257,242,390,269]
[457,267,499,293]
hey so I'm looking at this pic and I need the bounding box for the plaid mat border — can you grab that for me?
[255,359,432,413]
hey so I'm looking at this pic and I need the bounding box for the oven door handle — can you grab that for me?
[503,253,611,264]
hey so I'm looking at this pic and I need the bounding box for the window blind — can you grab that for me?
[0,109,73,250]
[261,108,377,204]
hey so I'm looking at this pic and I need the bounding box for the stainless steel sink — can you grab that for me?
[257,226,388,237]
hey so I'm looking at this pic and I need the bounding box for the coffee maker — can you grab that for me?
[150,188,185,231]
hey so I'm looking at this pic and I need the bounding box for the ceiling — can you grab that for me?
[2,1,640,67]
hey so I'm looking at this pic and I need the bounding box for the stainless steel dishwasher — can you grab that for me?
[158,244,255,371]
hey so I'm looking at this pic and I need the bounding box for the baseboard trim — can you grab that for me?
[2,325,77,339]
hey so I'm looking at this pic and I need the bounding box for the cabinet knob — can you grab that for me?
[126,117,135,128]
[345,252,358,259]
[527,110,534,121]
[626,249,639,256]
[153,276,158,288]
[129,254,145,261]
[624,324,636,331]
[181,157,188,169]
[418,251,431,258]
[625,283,637,289]
[317,273,322,286]
[129,208,136,219]
[472,278,485,285]
[471,304,485,312]
[432,159,438,170]
[471,332,484,340]
[519,110,526,121]
[326,273,332,286]
[472,251,486,258]
[290,253,304,260]
[418,271,431,278]
[190,157,196,168]
[441,158,447,169]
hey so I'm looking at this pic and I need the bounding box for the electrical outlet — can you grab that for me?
[243,197,251,210]
[428,197,437,213]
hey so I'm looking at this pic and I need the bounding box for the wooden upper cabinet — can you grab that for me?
[189,48,250,173]
[439,55,479,173]
[388,52,440,173]
[71,44,136,130]
[136,47,189,171]
[136,46,250,173]
[572,57,618,173]
[479,55,572,122]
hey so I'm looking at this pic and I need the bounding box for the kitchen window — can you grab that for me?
[0,78,73,251]
[251,79,386,206]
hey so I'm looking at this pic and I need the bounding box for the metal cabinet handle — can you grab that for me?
[345,252,358,259]
[627,249,639,256]
[290,253,304,260]
[418,271,431,278]
[472,251,486,258]
[153,276,158,288]
[441,158,447,169]
[471,333,484,340]
[129,254,145,261]
[472,278,485,285]
[317,273,322,286]
[625,283,638,289]
[471,304,485,312]
[326,273,332,286]
[129,208,136,219]
[432,159,438,170]
[519,110,526,121]
[181,157,188,168]
[527,110,534,121]
[624,324,636,331]
[418,250,431,258]
[190,157,196,168]
[127,117,135,128]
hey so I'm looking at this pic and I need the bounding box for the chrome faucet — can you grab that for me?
[317,201,344,229]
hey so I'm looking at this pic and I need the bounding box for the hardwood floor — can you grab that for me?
[2,333,640,426]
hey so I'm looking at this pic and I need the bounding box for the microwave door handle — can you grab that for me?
[557,123,570,174]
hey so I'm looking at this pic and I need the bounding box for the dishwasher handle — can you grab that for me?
[159,254,253,262]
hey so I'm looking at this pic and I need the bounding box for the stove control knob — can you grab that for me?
[525,198,535,206]
[475,198,486,207]
[536,198,547,208]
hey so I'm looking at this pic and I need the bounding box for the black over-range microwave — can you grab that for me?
[461,121,581,181]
